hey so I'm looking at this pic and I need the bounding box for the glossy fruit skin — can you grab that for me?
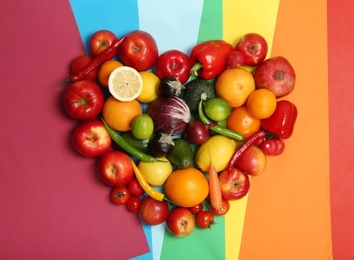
[110,186,130,205]
[131,114,154,140]
[188,203,203,215]
[261,100,298,139]
[71,55,99,80]
[236,145,266,176]
[164,168,209,208]
[234,33,268,66]
[196,211,215,229]
[155,50,192,84]
[226,106,261,139]
[226,51,244,68]
[72,120,112,157]
[118,30,158,71]
[210,197,230,216]
[219,167,250,200]
[166,207,195,237]
[139,196,169,226]
[97,150,134,187]
[261,138,285,156]
[127,177,145,197]
[89,30,117,57]
[126,196,141,213]
[63,80,104,120]
[253,56,296,98]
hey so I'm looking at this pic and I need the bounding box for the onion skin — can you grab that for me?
[147,96,191,135]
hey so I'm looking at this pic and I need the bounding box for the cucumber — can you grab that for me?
[182,79,216,114]
[167,138,194,168]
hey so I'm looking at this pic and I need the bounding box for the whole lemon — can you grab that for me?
[195,135,237,172]
[138,157,173,186]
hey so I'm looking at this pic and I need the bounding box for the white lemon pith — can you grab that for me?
[108,66,143,101]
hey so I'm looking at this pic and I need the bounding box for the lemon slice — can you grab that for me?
[108,66,143,101]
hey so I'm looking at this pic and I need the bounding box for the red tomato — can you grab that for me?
[196,211,215,229]
[70,55,99,80]
[128,177,145,197]
[188,203,203,215]
[110,186,130,205]
[126,196,141,213]
[210,198,230,216]
[261,137,285,156]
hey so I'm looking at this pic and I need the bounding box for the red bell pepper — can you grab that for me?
[189,40,234,80]
[261,100,298,139]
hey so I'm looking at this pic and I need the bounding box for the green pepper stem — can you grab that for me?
[190,62,203,77]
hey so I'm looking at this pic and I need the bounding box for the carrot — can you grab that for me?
[208,149,222,210]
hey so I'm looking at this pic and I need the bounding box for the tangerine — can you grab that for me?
[164,168,209,208]
[246,88,277,119]
[102,96,142,132]
[98,60,123,87]
[227,106,261,139]
[215,68,255,108]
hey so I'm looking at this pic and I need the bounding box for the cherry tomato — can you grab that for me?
[70,55,99,80]
[110,186,130,205]
[126,196,141,213]
[188,203,203,215]
[261,137,285,156]
[196,211,215,229]
[211,197,230,216]
[128,177,145,197]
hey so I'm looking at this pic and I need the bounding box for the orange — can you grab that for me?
[98,60,123,87]
[246,88,277,119]
[164,168,209,208]
[102,96,142,132]
[215,67,255,108]
[227,106,261,139]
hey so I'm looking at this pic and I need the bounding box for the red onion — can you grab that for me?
[147,96,190,135]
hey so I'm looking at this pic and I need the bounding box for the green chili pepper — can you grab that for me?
[198,100,244,142]
[101,118,158,162]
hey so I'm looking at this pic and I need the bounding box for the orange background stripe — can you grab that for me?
[239,0,332,259]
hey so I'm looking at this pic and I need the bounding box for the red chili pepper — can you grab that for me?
[261,100,297,139]
[189,40,234,80]
[227,130,266,173]
[58,36,126,89]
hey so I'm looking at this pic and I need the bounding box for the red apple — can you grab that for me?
[234,33,268,66]
[118,30,158,71]
[253,56,296,98]
[70,55,99,80]
[166,207,195,237]
[63,80,105,120]
[155,50,192,84]
[236,145,266,176]
[226,51,244,68]
[72,120,112,157]
[97,150,134,187]
[219,167,250,200]
[89,29,117,57]
[139,196,169,226]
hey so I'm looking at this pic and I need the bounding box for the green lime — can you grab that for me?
[131,114,154,140]
[203,97,231,121]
